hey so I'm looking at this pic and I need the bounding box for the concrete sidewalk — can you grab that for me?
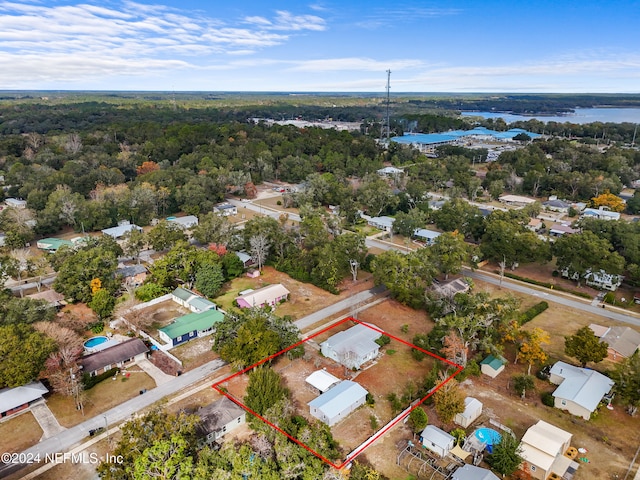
[136,357,174,386]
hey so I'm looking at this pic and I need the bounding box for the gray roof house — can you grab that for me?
[543,199,571,212]
[81,338,149,376]
[549,361,614,420]
[102,221,142,239]
[320,322,382,370]
[420,425,455,457]
[167,215,199,229]
[414,228,441,245]
[196,396,246,444]
[589,325,640,361]
[308,380,368,426]
[452,464,499,480]
[0,381,48,418]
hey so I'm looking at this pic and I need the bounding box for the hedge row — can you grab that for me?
[502,272,592,299]
[519,301,549,325]
[82,367,120,390]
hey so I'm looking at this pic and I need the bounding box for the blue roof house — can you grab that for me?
[308,380,368,426]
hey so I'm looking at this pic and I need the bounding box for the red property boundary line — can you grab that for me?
[212,316,463,470]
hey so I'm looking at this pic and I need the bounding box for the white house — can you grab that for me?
[543,199,571,213]
[171,287,216,313]
[454,397,483,428]
[519,420,576,480]
[101,221,142,239]
[167,215,199,229]
[320,322,382,370]
[377,166,404,177]
[499,195,537,207]
[308,380,368,426]
[549,361,614,420]
[366,215,395,232]
[584,269,623,291]
[480,355,505,378]
[452,465,499,480]
[196,396,246,444]
[420,425,455,457]
[581,207,621,221]
[80,338,149,376]
[4,198,27,209]
[414,228,441,245]
[0,381,48,418]
[305,370,341,394]
[235,284,290,309]
[214,202,237,216]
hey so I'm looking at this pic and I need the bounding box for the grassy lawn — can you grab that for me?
[47,369,156,428]
[0,412,42,453]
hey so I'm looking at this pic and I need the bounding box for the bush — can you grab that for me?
[401,324,409,334]
[375,335,391,347]
[603,292,616,305]
[366,393,375,405]
[541,391,555,407]
[89,322,104,334]
[82,367,120,390]
[519,301,549,325]
[135,282,168,302]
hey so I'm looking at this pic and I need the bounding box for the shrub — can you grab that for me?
[450,428,466,446]
[276,200,282,206]
[89,322,104,334]
[387,349,396,355]
[401,324,409,334]
[519,301,549,324]
[369,415,379,430]
[366,393,375,405]
[541,391,555,407]
[82,367,120,390]
[375,335,391,347]
[603,292,617,305]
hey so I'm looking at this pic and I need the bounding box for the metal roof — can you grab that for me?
[0,381,48,414]
[550,361,614,412]
[167,215,199,228]
[321,323,382,361]
[305,370,341,393]
[519,420,572,471]
[480,355,505,370]
[392,133,458,145]
[421,425,455,449]
[452,464,499,480]
[159,309,224,340]
[235,284,290,307]
[414,228,441,240]
[307,380,367,419]
[101,223,142,238]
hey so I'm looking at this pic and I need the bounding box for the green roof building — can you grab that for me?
[480,355,506,378]
[36,237,74,252]
[158,309,224,347]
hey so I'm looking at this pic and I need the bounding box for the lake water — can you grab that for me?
[461,108,640,124]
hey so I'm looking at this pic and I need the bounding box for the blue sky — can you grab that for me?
[0,0,639,92]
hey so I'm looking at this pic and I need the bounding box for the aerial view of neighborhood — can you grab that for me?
[1,1,640,480]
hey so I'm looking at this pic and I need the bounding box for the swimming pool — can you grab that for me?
[84,336,108,349]
[474,428,502,453]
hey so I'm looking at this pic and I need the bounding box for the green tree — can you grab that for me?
[432,198,481,237]
[358,173,398,216]
[487,433,523,477]
[147,220,187,251]
[564,326,609,367]
[219,316,281,369]
[195,263,225,298]
[0,297,55,324]
[433,374,465,424]
[88,289,116,321]
[244,367,288,417]
[611,353,640,416]
[407,407,429,432]
[393,208,429,238]
[431,231,472,279]
[134,282,168,302]
[121,228,147,264]
[192,212,235,246]
[0,324,56,387]
[481,217,550,268]
[512,374,536,399]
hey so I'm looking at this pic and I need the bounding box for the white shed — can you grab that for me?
[454,397,483,428]
[420,425,455,457]
[305,370,340,394]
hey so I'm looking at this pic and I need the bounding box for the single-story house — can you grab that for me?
[4,198,27,209]
[454,397,483,428]
[420,425,455,457]
[213,202,237,216]
[167,215,199,229]
[589,324,640,361]
[235,284,290,309]
[158,309,225,347]
[101,221,142,239]
[116,264,148,287]
[543,199,571,213]
[0,381,48,418]
[366,215,395,232]
[549,224,579,237]
[499,195,537,207]
[36,237,74,252]
[452,464,499,480]
[320,322,382,370]
[377,166,404,177]
[480,355,505,378]
[549,361,615,420]
[196,396,246,444]
[235,251,254,268]
[581,207,621,221]
[584,269,623,291]
[429,200,446,211]
[414,228,441,245]
[527,218,543,232]
[80,338,149,376]
[432,278,471,299]
[308,380,368,426]
[519,420,576,480]
[26,289,66,308]
[305,370,341,394]
[246,269,260,278]
[171,287,216,313]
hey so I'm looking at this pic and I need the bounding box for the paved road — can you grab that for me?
[294,285,387,331]
[465,269,640,327]
[227,198,302,223]
[0,359,226,479]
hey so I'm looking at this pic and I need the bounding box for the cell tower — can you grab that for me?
[380,69,391,142]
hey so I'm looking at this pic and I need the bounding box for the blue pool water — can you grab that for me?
[84,336,108,348]
[475,428,502,453]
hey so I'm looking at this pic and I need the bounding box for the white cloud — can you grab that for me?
[289,57,424,72]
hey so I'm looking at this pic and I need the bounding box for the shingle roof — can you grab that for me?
[0,381,48,414]
[116,264,147,278]
[196,396,245,435]
[159,309,224,340]
[550,361,614,412]
[81,338,148,374]
[600,326,640,357]
[308,380,367,419]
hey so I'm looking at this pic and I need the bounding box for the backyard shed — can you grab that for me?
[305,370,341,394]
[454,397,483,428]
[420,425,455,457]
[308,380,368,426]
[480,355,505,378]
